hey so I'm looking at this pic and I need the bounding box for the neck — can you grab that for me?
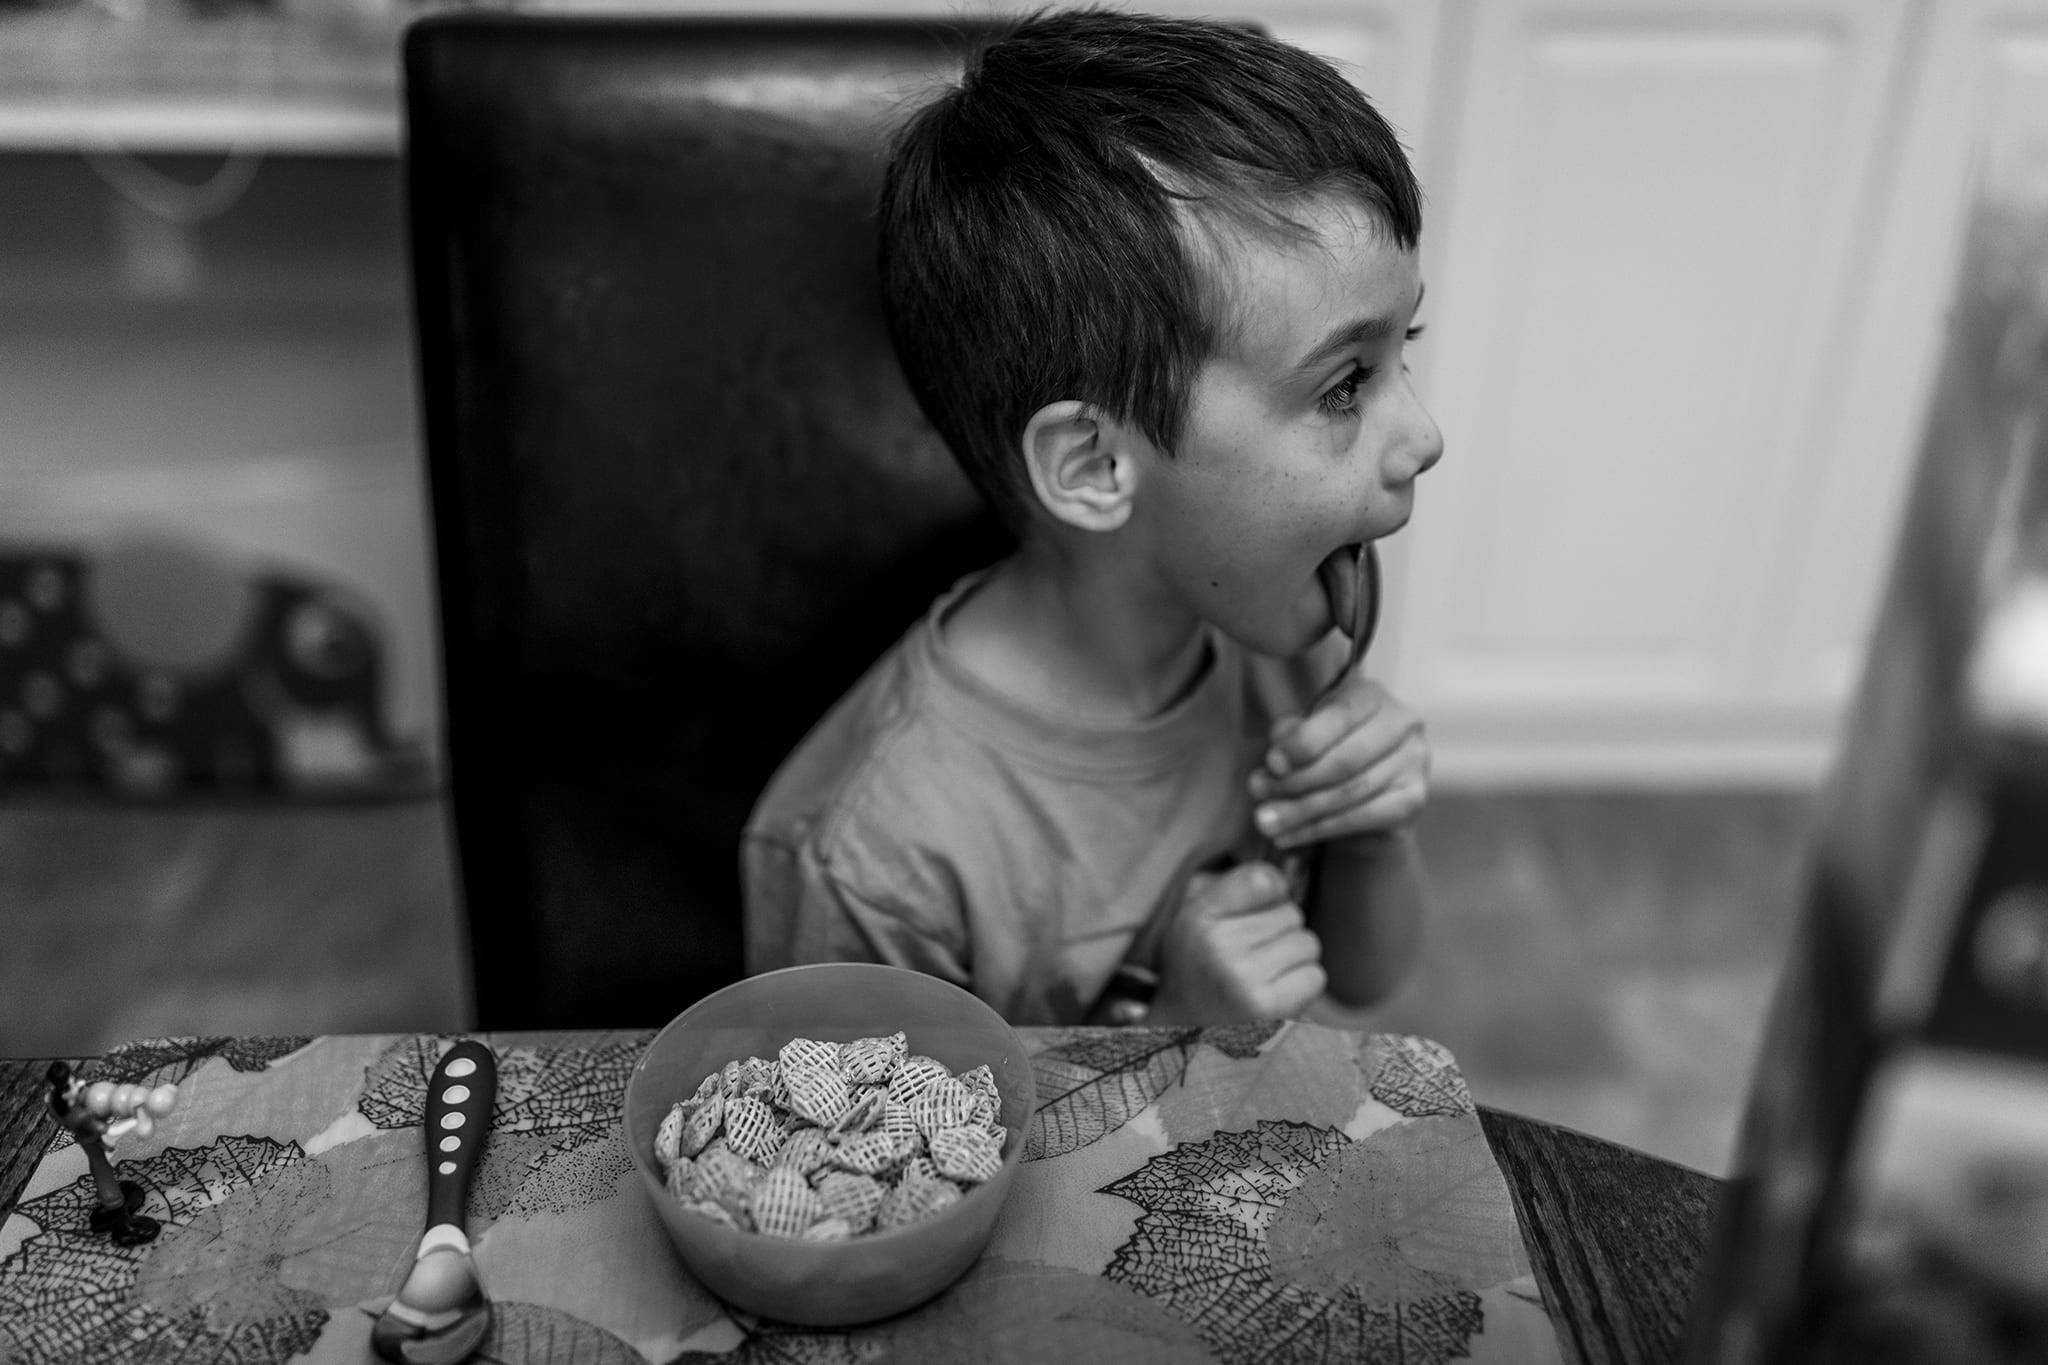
[949,528,1209,721]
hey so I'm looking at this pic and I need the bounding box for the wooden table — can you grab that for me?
[0,1039,1722,1365]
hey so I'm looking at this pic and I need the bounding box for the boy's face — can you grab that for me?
[1130,198,1442,657]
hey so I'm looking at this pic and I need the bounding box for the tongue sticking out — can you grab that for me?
[1318,545,1363,640]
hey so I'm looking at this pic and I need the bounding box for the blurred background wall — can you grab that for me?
[8,0,2043,795]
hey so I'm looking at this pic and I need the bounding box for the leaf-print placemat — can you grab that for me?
[0,1024,1562,1364]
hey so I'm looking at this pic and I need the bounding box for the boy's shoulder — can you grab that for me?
[745,587,1008,872]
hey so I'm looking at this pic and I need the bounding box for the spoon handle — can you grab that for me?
[1320,541,1382,705]
[422,1040,496,1233]
[1252,543,1386,887]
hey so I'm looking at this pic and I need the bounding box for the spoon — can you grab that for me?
[1256,542,1382,878]
[369,1039,497,1365]
[1318,541,1382,710]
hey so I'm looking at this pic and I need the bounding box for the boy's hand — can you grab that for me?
[1148,861,1326,1024]
[1248,675,1429,850]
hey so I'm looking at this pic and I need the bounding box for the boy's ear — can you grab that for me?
[1020,400,1140,531]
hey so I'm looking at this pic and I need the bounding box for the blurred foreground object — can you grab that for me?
[1684,161,2048,1360]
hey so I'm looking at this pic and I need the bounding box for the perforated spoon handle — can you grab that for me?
[423,1040,495,1232]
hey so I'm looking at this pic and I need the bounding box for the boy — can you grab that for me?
[743,7,1442,1026]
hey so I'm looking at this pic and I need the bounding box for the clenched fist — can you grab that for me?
[1148,860,1327,1025]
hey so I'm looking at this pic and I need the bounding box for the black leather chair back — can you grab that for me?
[404,13,1011,1028]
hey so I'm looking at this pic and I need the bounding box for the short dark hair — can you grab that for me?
[878,7,1423,527]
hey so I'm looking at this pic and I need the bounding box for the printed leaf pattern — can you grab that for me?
[1159,1023,1368,1148]
[1028,1028,1197,1161]
[1201,1021,1285,1060]
[360,1033,650,1143]
[1360,1036,1473,1119]
[0,1135,327,1364]
[2,1026,1543,1364]
[260,1128,431,1302]
[495,1131,637,1222]
[867,1257,1218,1364]
[1026,1022,1286,1160]
[668,1261,1214,1365]
[43,1037,314,1152]
[359,1034,649,1219]
[1099,1120,1484,1365]
[93,1035,314,1085]
[492,1034,654,1142]
[672,1324,870,1364]
[1267,1116,1531,1300]
[481,1300,653,1365]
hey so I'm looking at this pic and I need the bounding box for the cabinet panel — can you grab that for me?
[1391,0,1914,782]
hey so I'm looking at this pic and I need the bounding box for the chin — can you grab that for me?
[1371,499,1416,539]
[1204,615,1296,660]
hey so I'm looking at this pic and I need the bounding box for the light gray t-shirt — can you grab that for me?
[741,573,1330,1025]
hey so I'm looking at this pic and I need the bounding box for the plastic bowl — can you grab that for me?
[622,963,1037,1326]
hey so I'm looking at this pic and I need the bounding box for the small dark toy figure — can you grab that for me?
[45,1062,179,1245]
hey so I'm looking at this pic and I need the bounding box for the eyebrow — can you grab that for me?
[1290,281,1427,379]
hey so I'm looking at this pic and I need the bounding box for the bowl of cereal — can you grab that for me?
[622,962,1037,1326]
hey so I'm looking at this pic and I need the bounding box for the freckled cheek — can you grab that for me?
[1174,447,1333,590]
[1244,476,1346,559]
[1192,525,1319,617]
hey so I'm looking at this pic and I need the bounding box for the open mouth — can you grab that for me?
[1317,543,1364,638]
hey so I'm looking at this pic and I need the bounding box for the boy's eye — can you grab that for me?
[1319,365,1367,415]
[1318,326,1426,415]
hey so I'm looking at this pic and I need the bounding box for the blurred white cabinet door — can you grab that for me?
[1770,0,2048,762]
[1383,0,1986,786]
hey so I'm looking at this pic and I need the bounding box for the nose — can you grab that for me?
[1392,390,1444,484]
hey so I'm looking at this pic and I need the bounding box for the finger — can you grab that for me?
[1269,960,1329,1015]
[1185,859,1291,920]
[1213,901,1309,955]
[1254,704,1421,802]
[1258,677,1412,785]
[1275,771,1429,848]
[1255,731,1425,837]
[1264,678,1393,777]
[1256,921,1323,974]
[1247,956,1328,1018]
[1224,925,1322,1004]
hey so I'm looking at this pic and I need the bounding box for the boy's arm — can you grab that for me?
[1304,828,1428,1008]
[1247,661,1433,1010]
[1143,860,1328,1025]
